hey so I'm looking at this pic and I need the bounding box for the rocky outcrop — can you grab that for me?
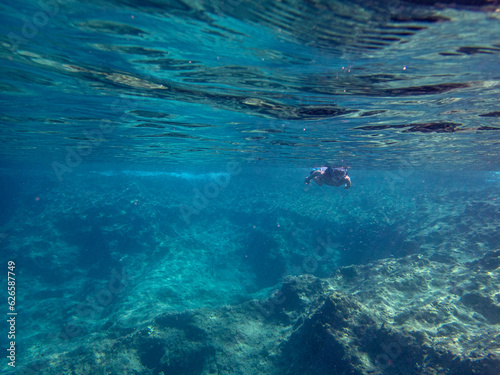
[19,250,499,375]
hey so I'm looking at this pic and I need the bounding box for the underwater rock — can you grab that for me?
[21,250,499,375]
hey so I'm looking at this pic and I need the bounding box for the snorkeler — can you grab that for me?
[304,166,351,189]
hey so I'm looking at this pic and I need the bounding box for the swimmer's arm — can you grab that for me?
[305,170,322,184]
[344,176,351,189]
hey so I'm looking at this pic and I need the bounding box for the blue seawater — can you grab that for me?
[0,0,499,374]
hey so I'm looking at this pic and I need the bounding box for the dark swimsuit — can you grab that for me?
[310,167,348,182]
[326,167,348,181]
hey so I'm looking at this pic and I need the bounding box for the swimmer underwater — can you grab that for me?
[304,166,351,189]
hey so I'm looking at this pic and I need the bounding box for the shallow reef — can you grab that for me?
[17,251,500,375]
[3,170,498,375]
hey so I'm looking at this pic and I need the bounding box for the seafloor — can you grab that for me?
[2,168,499,375]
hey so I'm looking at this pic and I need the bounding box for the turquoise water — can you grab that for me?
[1,0,499,374]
